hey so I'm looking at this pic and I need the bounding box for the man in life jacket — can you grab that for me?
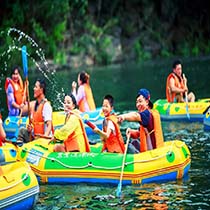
[166,59,195,103]
[117,88,164,153]
[92,95,125,153]
[5,66,25,116]
[72,71,96,112]
[17,79,53,143]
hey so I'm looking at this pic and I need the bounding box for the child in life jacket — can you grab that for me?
[93,94,125,153]
[118,88,164,153]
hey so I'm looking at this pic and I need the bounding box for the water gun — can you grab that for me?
[84,120,96,129]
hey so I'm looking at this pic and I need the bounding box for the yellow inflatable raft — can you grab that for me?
[17,138,191,185]
[153,98,210,121]
[0,161,39,210]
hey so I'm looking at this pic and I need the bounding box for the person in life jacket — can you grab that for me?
[5,66,26,116]
[17,79,53,143]
[49,94,90,152]
[118,88,164,153]
[72,71,96,112]
[0,112,6,146]
[93,95,125,153]
[166,59,195,103]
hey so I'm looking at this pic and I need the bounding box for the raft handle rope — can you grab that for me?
[0,164,31,191]
[21,140,188,170]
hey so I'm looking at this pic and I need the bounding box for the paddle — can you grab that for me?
[21,46,32,140]
[116,133,130,198]
[183,74,190,120]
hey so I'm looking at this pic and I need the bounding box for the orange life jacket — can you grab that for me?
[166,73,185,102]
[78,84,96,112]
[5,77,24,105]
[31,100,53,135]
[64,111,90,152]
[102,114,125,153]
[139,110,164,153]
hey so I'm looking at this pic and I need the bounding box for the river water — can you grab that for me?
[1,57,210,209]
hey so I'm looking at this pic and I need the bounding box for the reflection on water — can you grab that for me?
[34,121,210,210]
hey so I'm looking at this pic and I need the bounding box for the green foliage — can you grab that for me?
[134,40,151,61]
[96,36,114,65]
[54,51,67,65]
[192,45,199,56]
[161,49,171,58]
[32,20,48,42]
[69,41,85,55]
[0,0,210,67]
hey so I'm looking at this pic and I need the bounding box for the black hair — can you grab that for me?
[10,66,21,76]
[172,59,182,69]
[36,79,46,95]
[103,94,114,107]
[67,93,78,108]
[79,71,89,84]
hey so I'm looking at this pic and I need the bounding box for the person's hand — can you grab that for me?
[93,126,99,133]
[126,127,131,137]
[19,103,25,109]
[48,136,55,145]
[25,80,29,87]
[72,81,77,89]
[182,86,188,93]
[27,124,33,132]
[117,115,125,123]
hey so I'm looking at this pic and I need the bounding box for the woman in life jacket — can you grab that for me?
[93,94,125,153]
[71,71,96,112]
[166,59,195,103]
[118,88,164,153]
[50,94,90,153]
[5,66,25,116]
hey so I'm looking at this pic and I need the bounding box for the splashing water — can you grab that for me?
[0,28,64,111]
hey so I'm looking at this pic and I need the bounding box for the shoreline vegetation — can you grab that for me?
[0,1,210,72]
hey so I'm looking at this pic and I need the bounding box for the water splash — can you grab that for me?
[0,27,65,111]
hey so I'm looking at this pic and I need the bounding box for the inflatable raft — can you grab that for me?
[0,161,39,210]
[17,138,191,185]
[0,142,17,163]
[3,107,104,141]
[203,107,210,131]
[153,98,210,121]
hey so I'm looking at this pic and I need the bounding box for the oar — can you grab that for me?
[116,133,130,198]
[183,74,190,120]
[21,46,32,140]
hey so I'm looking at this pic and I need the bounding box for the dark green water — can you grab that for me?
[1,58,210,209]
